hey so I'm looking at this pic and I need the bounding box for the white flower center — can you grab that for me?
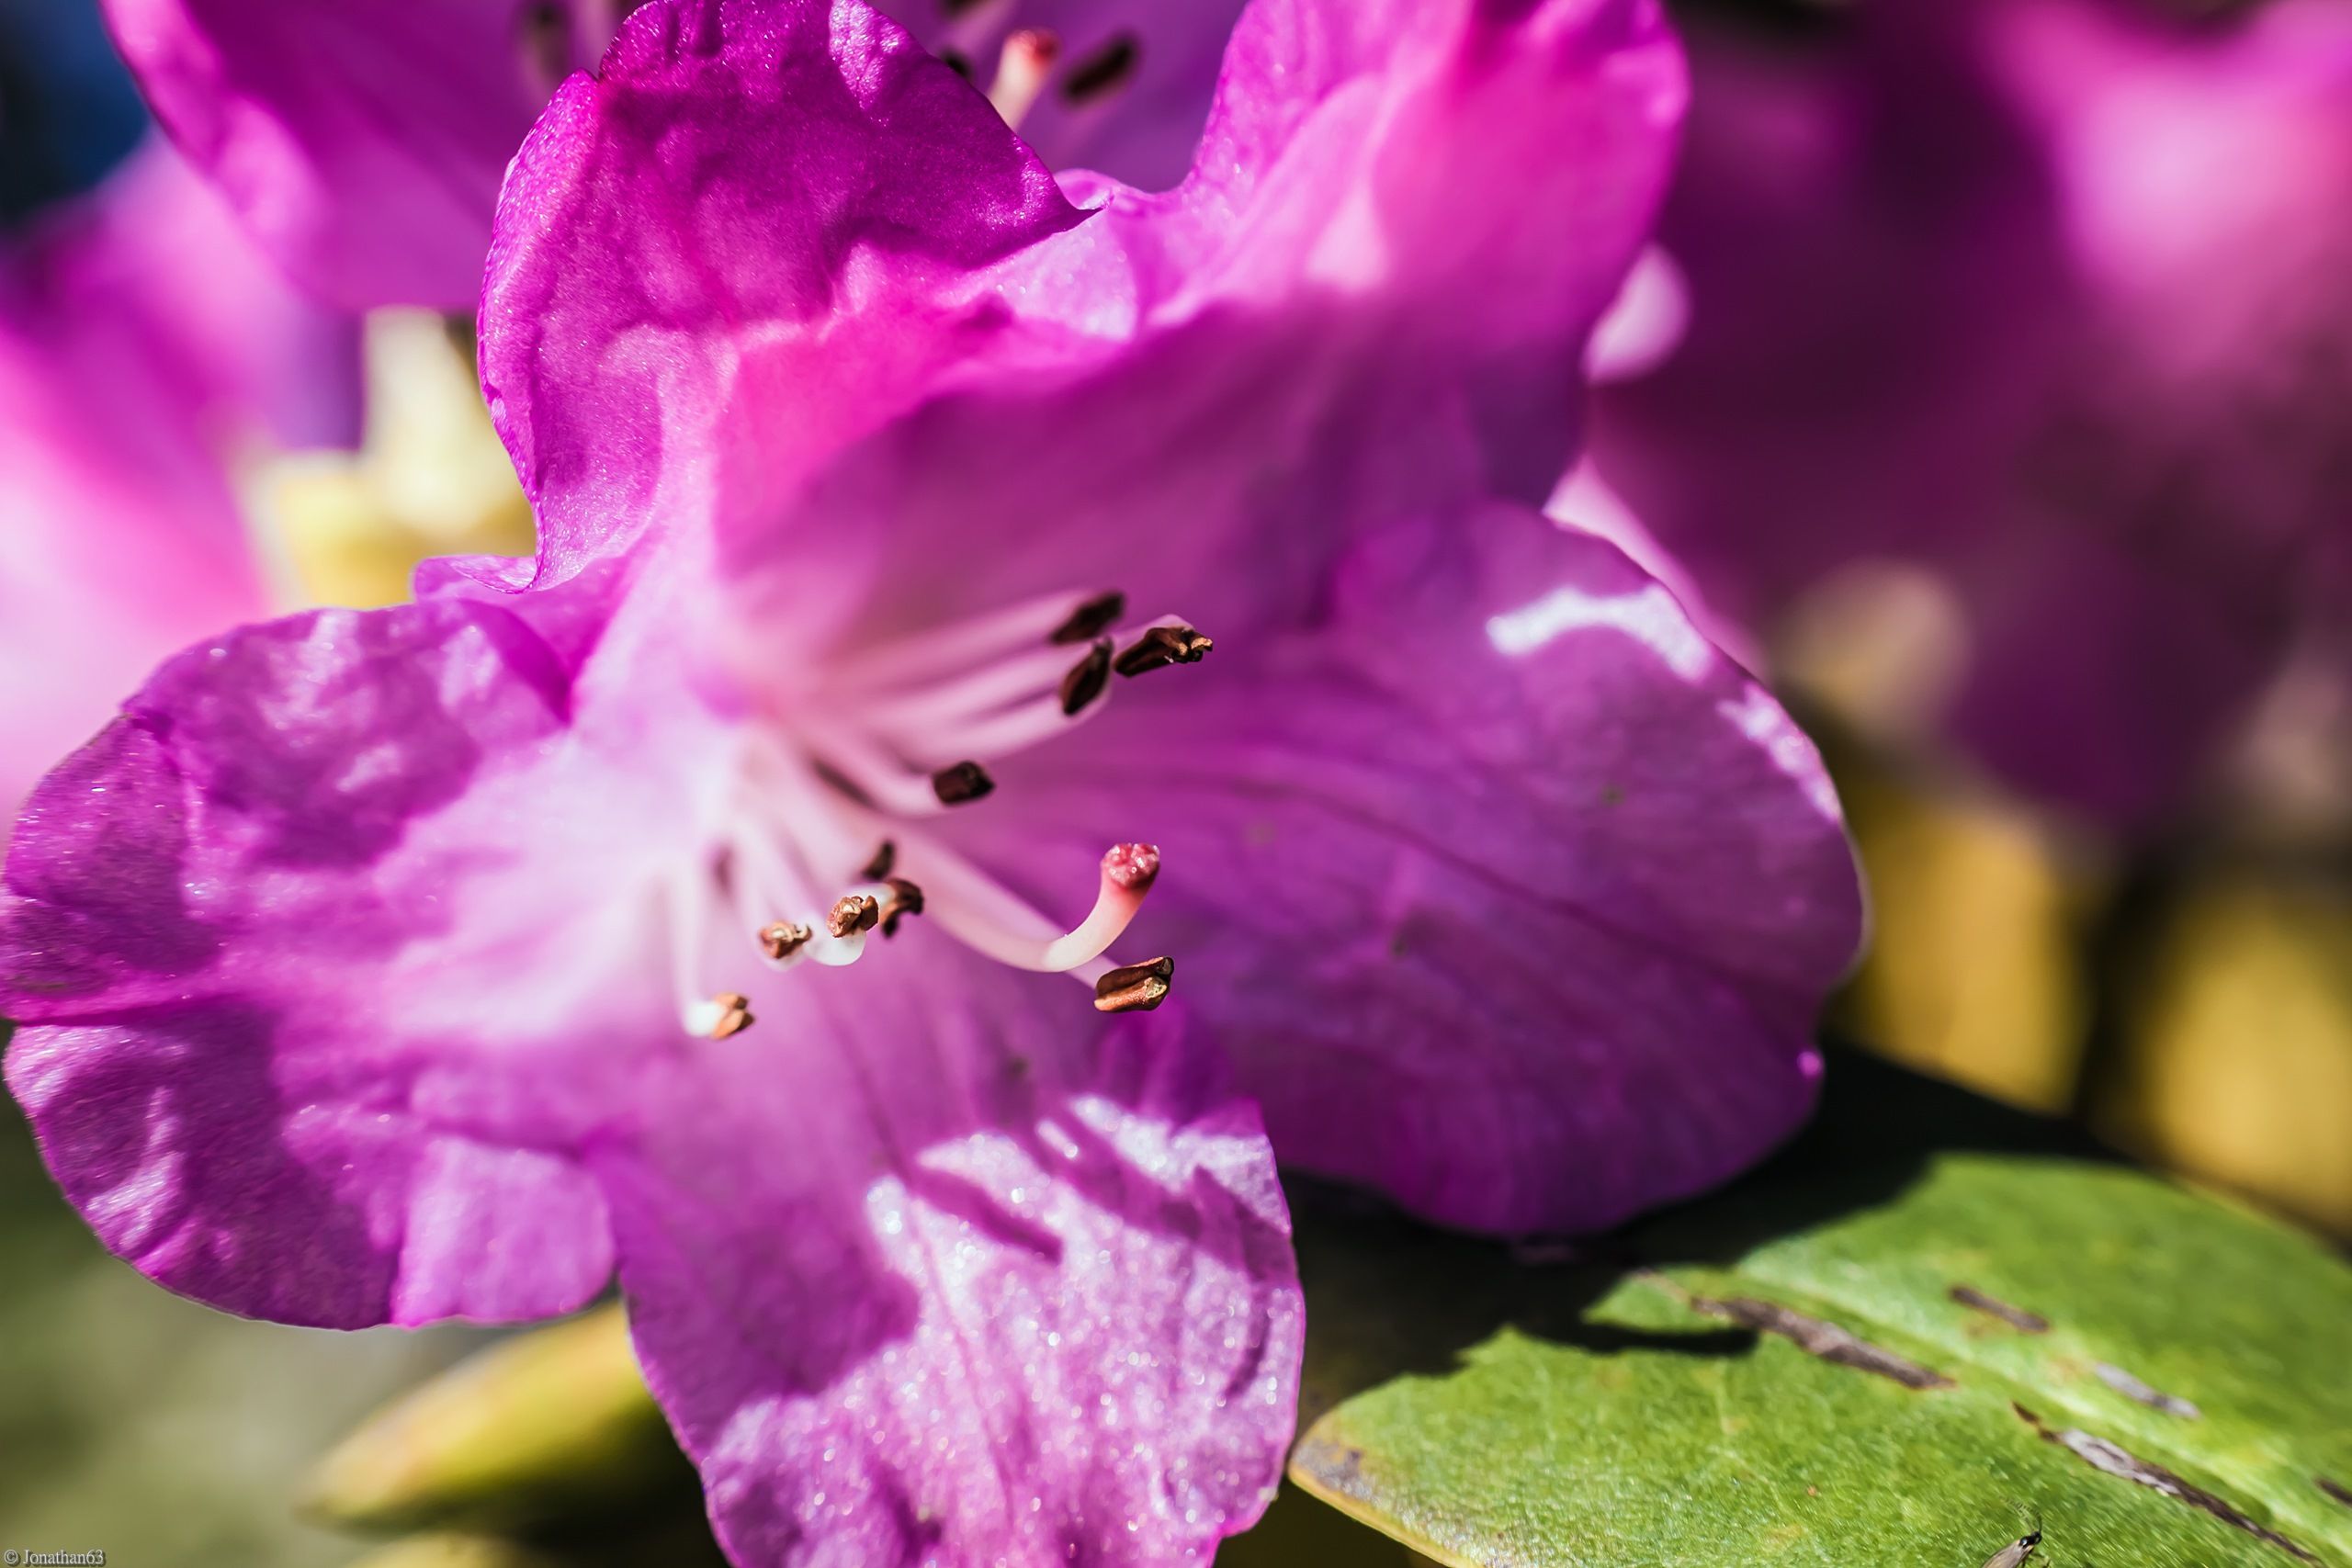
[668,586,1208,1038]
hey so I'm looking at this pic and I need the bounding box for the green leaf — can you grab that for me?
[1288,1049,2352,1567]
[305,1304,700,1539]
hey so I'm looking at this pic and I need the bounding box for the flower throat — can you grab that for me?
[671,587,1212,1040]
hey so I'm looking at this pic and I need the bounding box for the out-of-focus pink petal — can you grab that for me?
[1594,0,2352,823]
[0,138,358,829]
[1586,245,1688,384]
[0,332,260,828]
[14,137,361,447]
[101,0,565,309]
[602,984,1299,1567]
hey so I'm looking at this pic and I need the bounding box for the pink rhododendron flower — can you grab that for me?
[1591,0,2352,824]
[6,0,1860,1562]
[0,137,357,834]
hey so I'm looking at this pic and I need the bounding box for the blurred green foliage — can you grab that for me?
[0,1093,487,1565]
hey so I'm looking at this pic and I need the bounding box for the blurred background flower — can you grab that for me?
[1574,0,2352,1234]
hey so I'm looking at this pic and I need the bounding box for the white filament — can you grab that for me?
[987,29,1059,130]
[899,833,1152,974]
[828,586,1113,693]
[859,642,1085,730]
[672,587,1189,1033]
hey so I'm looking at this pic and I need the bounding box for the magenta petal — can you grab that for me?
[972,504,1862,1235]
[102,0,552,309]
[597,972,1300,1567]
[0,594,716,1325]
[479,0,1084,587]
[483,0,1680,592]
[6,1003,614,1327]
[711,0,1691,650]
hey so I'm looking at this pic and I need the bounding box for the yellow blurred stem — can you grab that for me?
[2103,869,2352,1238]
[245,309,536,611]
[305,1303,685,1537]
[1830,752,2106,1114]
[346,1535,568,1568]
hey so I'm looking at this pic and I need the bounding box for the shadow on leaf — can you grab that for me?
[1289,1041,2124,1426]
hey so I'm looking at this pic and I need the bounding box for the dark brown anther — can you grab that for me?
[860,840,898,881]
[1049,590,1126,645]
[706,993,754,1040]
[516,1,571,94]
[1061,32,1140,104]
[1113,624,1213,677]
[931,761,996,806]
[828,894,880,939]
[938,0,988,16]
[1057,637,1114,716]
[1092,955,1174,1013]
[939,47,975,79]
[880,877,926,937]
[759,921,814,962]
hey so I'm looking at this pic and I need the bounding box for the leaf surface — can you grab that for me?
[1289,1051,2352,1567]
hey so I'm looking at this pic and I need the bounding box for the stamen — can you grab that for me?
[516,2,572,98]
[1057,637,1114,716]
[862,643,1090,730]
[812,881,893,966]
[940,49,976,79]
[832,587,1131,692]
[880,876,925,937]
[705,581,1202,1013]
[988,28,1059,130]
[914,697,1098,764]
[931,761,997,806]
[1061,33,1140,105]
[902,662,1123,763]
[1114,623,1214,677]
[723,811,830,978]
[797,720,962,818]
[1049,591,1127,645]
[810,928,867,967]
[685,993,755,1039]
[1093,956,1174,1013]
[829,893,882,938]
[920,841,1161,972]
[760,920,814,964]
[669,863,741,1037]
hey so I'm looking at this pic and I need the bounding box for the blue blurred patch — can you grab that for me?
[1,0,150,223]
